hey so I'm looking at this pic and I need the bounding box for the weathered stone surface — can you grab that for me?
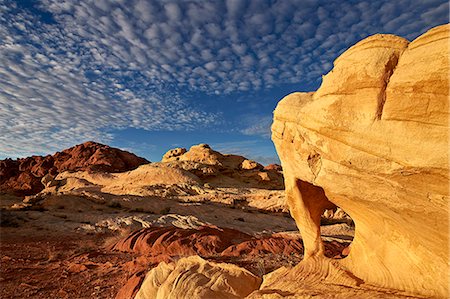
[241,159,263,170]
[161,144,284,189]
[112,225,347,261]
[271,24,449,297]
[111,226,251,257]
[135,256,262,299]
[264,164,282,172]
[52,163,202,197]
[162,147,187,161]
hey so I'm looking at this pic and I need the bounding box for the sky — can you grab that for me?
[0,0,448,164]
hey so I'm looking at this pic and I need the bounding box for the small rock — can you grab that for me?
[241,159,263,170]
[10,203,32,210]
[67,263,88,273]
[162,147,187,161]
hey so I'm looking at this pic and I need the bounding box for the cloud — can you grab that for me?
[240,115,273,139]
[0,0,448,156]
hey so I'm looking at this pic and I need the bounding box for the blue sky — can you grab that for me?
[0,0,448,164]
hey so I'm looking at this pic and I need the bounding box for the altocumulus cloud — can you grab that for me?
[0,0,448,157]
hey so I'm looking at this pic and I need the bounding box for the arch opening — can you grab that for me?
[293,179,354,259]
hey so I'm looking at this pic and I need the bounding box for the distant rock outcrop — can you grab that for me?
[270,24,449,297]
[263,164,282,172]
[161,144,284,189]
[0,141,149,196]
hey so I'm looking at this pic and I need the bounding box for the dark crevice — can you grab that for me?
[375,53,401,120]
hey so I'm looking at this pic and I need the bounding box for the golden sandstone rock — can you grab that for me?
[134,256,261,299]
[270,24,449,297]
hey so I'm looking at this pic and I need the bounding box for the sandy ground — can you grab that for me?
[0,193,353,299]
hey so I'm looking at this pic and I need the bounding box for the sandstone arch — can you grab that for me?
[271,24,449,297]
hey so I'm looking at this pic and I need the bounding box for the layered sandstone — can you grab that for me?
[270,24,449,297]
[112,226,251,257]
[135,256,262,299]
[0,141,149,196]
[162,144,282,189]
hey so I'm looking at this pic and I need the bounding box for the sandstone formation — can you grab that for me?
[220,236,305,257]
[26,143,283,200]
[111,226,252,257]
[270,24,449,297]
[116,225,349,298]
[134,256,261,299]
[112,223,348,261]
[263,164,282,172]
[0,141,149,196]
[52,163,201,197]
[116,272,146,299]
[161,144,283,189]
[113,225,348,258]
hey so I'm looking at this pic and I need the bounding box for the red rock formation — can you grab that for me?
[221,236,304,257]
[111,226,252,257]
[264,164,282,172]
[0,141,149,196]
[114,226,349,298]
[112,226,347,260]
[221,236,346,258]
[115,271,146,299]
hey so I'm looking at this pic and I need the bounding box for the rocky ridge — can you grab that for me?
[0,141,149,196]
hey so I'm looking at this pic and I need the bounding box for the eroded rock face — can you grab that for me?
[162,147,187,161]
[112,226,252,257]
[27,143,284,200]
[135,256,262,299]
[114,224,350,298]
[53,163,202,197]
[241,159,264,170]
[0,141,149,196]
[271,24,449,297]
[112,225,348,261]
[161,144,284,190]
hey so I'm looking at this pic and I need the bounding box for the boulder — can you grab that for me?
[162,147,187,162]
[40,173,57,188]
[134,256,262,299]
[241,159,263,170]
[271,24,449,297]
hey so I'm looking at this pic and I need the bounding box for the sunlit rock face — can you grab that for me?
[134,256,262,299]
[271,24,449,297]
